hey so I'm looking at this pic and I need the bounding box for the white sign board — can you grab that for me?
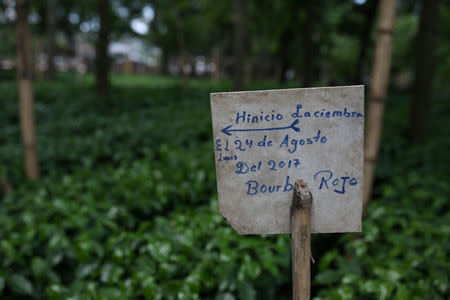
[210,86,364,234]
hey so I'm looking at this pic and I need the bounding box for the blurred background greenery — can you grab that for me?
[0,0,449,299]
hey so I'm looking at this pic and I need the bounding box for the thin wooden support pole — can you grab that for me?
[16,0,39,179]
[291,179,312,300]
[363,0,396,212]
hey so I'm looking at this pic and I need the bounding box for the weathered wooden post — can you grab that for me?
[291,180,312,300]
[210,86,364,298]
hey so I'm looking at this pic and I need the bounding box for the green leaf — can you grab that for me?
[237,281,256,300]
[315,270,341,285]
[215,292,236,300]
[7,274,33,295]
[98,287,123,299]
[142,276,158,300]
[31,257,48,281]
[46,283,66,300]
[100,263,124,284]
[0,276,5,294]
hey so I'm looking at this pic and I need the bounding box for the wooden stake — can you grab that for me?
[291,179,312,300]
[363,0,396,212]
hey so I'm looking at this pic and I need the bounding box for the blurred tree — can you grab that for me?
[410,0,440,143]
[364,0,397,212]
[276,13,295,84]
[16,0,39,179]
[56,0,80,58]
[434,3,450,87]
[0,177,13,195]
[353,0,378,84]
[150,0,232,78]
[0,7,16,66]
[389,9,417,77]
[301,0,317,87]
[151,0,178,75]
[174,2,187,84]
[322,1,363,85]
[95,0,111,97]
[233,0,247,90]
[46,0,57,79]
[247,0,300,83]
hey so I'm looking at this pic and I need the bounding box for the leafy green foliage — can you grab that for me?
[0,75,292,299]
[1,75,449,299]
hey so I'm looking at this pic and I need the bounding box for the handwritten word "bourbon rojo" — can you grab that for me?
[245,176,294,195]
[313,170,358,194]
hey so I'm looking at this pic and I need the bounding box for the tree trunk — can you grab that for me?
[1,177,14,196]
[65,28,76,57]
[277,27,294,84]
[16,0,40,179]
[233,0,247,91]
[363,0,396,212]
[244,59,253,83]
[353,0,378,84]
[273,60,282,82]
[174,7,188,86]
[95,0,111,97]
[124,58,133,75]
[46,0,57,79]
[211,46,221,81]
[302,0,317,87]
[410,0,440,143]
[160,47,170,75]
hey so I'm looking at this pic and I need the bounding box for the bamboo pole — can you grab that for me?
[16,0,39,179]
[291,179,312,300]
[363,0,396,212]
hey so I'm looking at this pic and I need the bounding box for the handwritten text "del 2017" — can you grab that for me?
[235,159,301,174]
